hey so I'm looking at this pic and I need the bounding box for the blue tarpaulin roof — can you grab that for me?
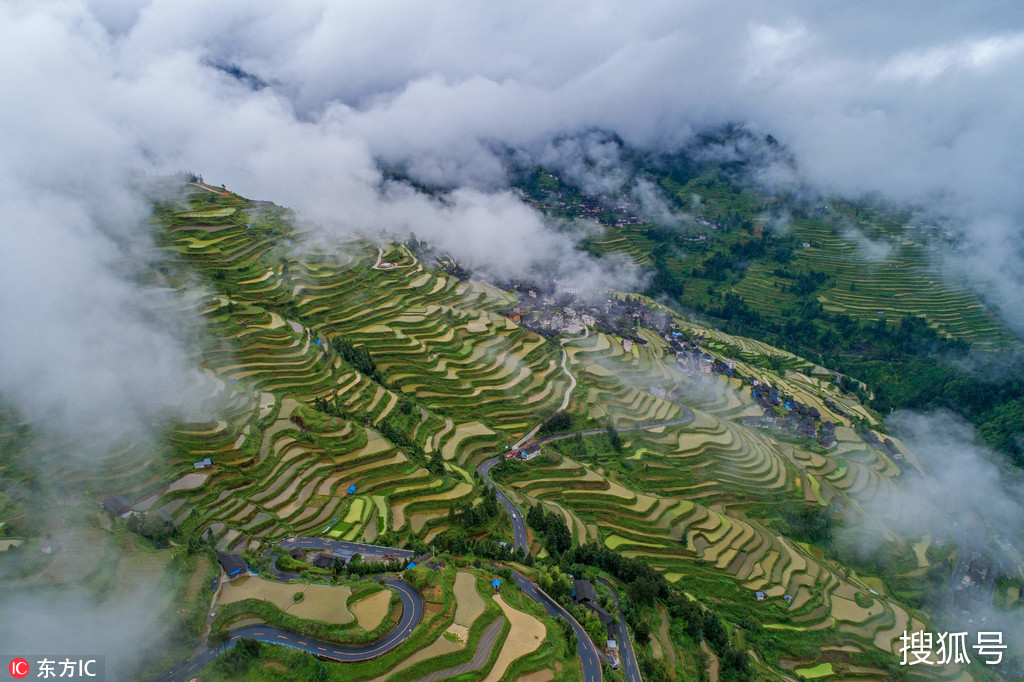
[347,485,356,494]
[491,578,501,587]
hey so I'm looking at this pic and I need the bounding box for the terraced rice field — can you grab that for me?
[25,186,970,678]
[497,298,950,666]
[589,182,1016,350]
[125,190,589,547]
[735,220,1018,349]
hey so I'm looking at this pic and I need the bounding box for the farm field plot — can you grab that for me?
[349,588,392,631]
[217,575,355,624]
[481,595,546,682]
[453,571,486,628]
[0,529,109,587]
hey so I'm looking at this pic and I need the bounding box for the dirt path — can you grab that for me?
[513,349,575,449]
[701,640,719,682]
[416,616,505,682]
[372,245,417,270]
[657,602,676,670]
[197,569,225,651]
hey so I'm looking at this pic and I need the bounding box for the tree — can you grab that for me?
[702,611,728,652]
[606,422,623,452]
[309,658,329,682]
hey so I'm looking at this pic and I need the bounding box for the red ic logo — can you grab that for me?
[9,658,30,679]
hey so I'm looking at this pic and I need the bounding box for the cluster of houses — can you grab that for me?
[521,177,646,229]
[954,552,997,611]
[859,429,906,470]
[674,347,735,385]
[284,545,348,571]
[742,380,842,445]
[498,283,670,344]
[504,444,542,461]
[102,493,175,527]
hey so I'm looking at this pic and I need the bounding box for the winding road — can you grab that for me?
[508,568,604,682]
[266,537,415,580]
[598,578,642,682]
[477,407,695,556]
[279,537,415,560]
[476,408,696,682]
[159,576,422,682]
[479,456,530,553]
[163,370,694,680]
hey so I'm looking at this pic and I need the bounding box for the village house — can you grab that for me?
[217,551,247,579]
[310,553,340,570]
[102,494,133,517]
[573,579,614,631]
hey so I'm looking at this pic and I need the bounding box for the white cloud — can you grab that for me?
[5,0,1024,669]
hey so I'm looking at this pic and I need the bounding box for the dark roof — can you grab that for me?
[574,579,598,604]
[523,444,541,455]
[217,552,247,576]
[311,553,338,569]
[102,494,132,515]
[586,602,614,625]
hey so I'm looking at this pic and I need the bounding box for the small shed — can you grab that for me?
[755,591,767,601]
[310,553,338,570]
[573,579,598,605]
[102,494,132,516]
[347,485,357,494]
[491,578,502,591]
[217,551,247,578]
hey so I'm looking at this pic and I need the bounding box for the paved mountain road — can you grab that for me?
[159,577,422,682]
[599,578,642,682]
[478,408,695,555]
